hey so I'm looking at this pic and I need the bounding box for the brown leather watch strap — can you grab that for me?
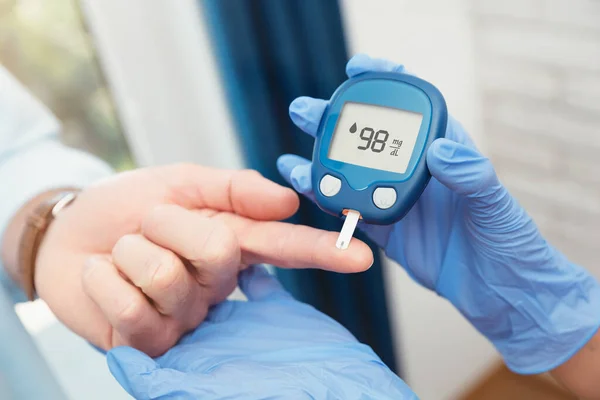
[17,189,80,300]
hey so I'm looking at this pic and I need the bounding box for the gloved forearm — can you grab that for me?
[424,136,600,375]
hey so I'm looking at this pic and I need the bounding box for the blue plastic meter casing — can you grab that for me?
[312,72,448,225]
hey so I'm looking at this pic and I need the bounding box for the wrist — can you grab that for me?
[1,188,80,299]
[2,191,60,273]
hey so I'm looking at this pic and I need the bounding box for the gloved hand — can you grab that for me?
[107,265,417,400]
[277,54,600,374]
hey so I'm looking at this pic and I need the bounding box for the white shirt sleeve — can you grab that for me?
[0,65,115,303]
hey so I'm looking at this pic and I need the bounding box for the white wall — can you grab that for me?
[340,1,498,399]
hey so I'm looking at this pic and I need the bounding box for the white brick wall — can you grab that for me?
[566,72,600,113]
[478,22,600,71]
[486,95,600,148]
[477,58,562,100]
[474,0,600,30]
[473,0,600,274]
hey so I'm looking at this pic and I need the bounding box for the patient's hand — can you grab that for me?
[31,165,373,356]
[107,266,416,400]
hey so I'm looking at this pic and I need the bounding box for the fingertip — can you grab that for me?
[344,240,375,273]
[234,170,299,220]
[277,156,317,204]
[262,181,300,220]
[276,154,310,184]
[281,186,301,215]
[346,53,372,77]
[289,97,328,136]
[266,168,301,211]
[317,234,374,273]
[289,163,313,195]
[346,53,406,77]
[289,96,311,114]
[276,154,291,177]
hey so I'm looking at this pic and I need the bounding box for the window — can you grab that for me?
[0,0,133,170]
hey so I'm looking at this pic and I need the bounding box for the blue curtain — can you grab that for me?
[201,0,399,374]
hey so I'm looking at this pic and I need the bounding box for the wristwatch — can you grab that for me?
[17,189,80,300]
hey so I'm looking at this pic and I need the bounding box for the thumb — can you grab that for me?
[107,347,185,399]
[427,139,512,221]
[239,265,293,302]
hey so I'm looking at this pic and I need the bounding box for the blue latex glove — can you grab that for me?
[107,265,418,400]
[277,54,600,374]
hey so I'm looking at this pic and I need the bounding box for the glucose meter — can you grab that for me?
[312,72,447,249]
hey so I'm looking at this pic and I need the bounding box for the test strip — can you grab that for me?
[336,210,361,250]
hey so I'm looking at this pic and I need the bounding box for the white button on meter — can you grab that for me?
[373,187,397,210]
[319,174,342,197]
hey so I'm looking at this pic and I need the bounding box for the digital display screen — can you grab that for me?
[327,102,423,174]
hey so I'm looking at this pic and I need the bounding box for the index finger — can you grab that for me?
[289,96,328,137]
[157,165,300,221]
[214,212,374,273]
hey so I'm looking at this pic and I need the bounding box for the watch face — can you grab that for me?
[20,189,81,300]
[49,191,80,217]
